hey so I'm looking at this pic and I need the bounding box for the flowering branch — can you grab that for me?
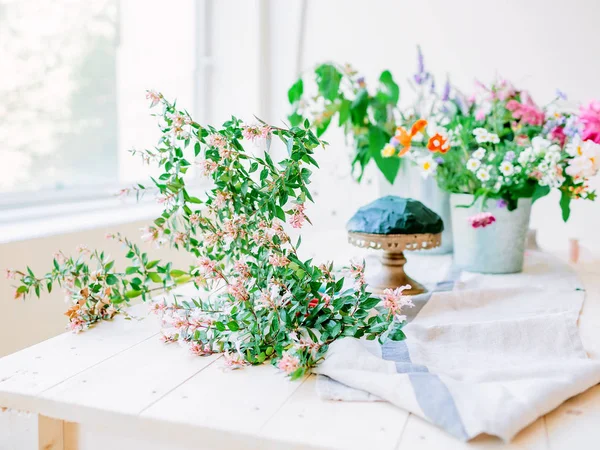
[9,92,409,378]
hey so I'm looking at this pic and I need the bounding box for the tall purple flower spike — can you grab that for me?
[442,77,451,101]
[413,45,430,86]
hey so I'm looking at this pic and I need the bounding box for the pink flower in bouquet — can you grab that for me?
[198,159,218,177]
[234,260,251,279]
[5,269,17,280]
[506,95,544,126]
[495,79,516,101]
[227,281,249,302]
[468,212,496,228]
[189,342,212,356]
[277,352,300,374]
[223,351,247,369]
[208,134,227,149]
[550,126,567,147]
[197,256,217,274]
[579,100,600,143]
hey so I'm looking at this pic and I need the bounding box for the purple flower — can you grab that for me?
[442,77,451,101]
[357,76,366,87]
[564,116,583,138]
[389,136,400,146]
[556,89,568,100]
[496,199,507,209]
[504,151,515,162]
[413,45,431,86]
[435,157,444,165]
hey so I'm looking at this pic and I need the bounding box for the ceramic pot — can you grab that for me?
[378,162,453,254]
[450,193,532,274]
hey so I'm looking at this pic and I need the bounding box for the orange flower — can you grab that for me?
[427,132,450,153]
[394,119,428,157]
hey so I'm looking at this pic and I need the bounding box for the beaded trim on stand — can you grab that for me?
[347,232,442,252]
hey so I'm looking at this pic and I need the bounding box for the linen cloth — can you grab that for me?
[315,250,600,442]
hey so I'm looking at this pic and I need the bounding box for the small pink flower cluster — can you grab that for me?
[269,253,290,268]
[277,352,300,375]
[197,256,217,274]
[506,97,544,126]
[223,351,247,370]
[198,159,218,177]
[146,90,162,107]
[289,203,307,229]
[227,280,249,302]
[189,342,213,356]
[468,212,496,228]
[349,261,366,289]
[140,226,167,248]
[381,285,414,321]
[233,260,251,279]
[242,124,272,142]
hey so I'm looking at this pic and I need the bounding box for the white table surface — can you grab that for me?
[1,240,599,450]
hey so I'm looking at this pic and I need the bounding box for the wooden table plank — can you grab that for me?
[396,414,548,450]
[0,304,156,399]
[140,362,306,436]
[259,375,408,450]
[40,338,220,415]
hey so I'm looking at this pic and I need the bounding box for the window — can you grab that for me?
[0,0,199,204]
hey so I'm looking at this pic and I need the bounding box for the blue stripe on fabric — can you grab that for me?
[382,265,469,442]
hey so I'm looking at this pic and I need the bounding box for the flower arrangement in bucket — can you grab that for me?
[287,47,459,253]
[393,80,600,273]
[7,93,414,378]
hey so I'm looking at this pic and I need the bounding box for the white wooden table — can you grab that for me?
[1,254,599,450]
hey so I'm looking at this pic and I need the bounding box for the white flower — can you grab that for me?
[419,156,437,179]
[487,152,496,162]
[467,158,481,172]
[499,161,514,176]
[518,149,533,165]
[472,147,486,160]
[538,161,550,172]
[545,150,561,163]
[488,133,500,144]
[476,167,491,182]
[566,137,600,176]
[473,128,487,137]
[531,136,552,155]
[566,156,595,179]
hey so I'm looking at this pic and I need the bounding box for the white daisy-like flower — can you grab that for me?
[531,136,552,154]
[538,161,550,172]
[466,158,481,172]
[472,147,486,160]
[476,167,491,182]
[545,150,561,163]
[488,133,500,144]
[419,156,437,179]
[487,152,496,162]
[473,127,488,137]
[514,165,522,173]
[499,161,514,176]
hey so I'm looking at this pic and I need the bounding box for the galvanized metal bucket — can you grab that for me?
[450,193,532,273]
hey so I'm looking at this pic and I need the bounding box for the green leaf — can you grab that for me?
[315,64,342,101]
[378,70,400,105]
[338,99,351,126]
[368,126,400,184]
[215,321,226,332]
[170,269,187,277]
[287,78,304,104]
[560,190,571,222]
[532,184,550,204]
[105,274,119,285]
[227,321,240,331]
[147,272,162,283]
[146,260,160,269]
[125,290,142,299]
[350,89,369,126]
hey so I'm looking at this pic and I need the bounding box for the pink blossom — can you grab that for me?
[150,302,167,315]
[68,319,86,333]
[198,159,218,177]
[506,96,544,126]
[140,226,167,248]
[189,342,213,356]
[223,351,247,369]
[269,253,290,268]
[234,260,251,278]
[579,100,600,143]
[277,352,300,374]
[227,281,249,302]
[208,134,228,149]
[5,269,17,280]
[145,90,162,107]
[349,261,366,289]
[381,285,413,317]
[475,108,488,121]
[76,244,91,255]
[197,257,216,274]
[219,147,233,160]
[157,192,177,208]
[173,232,187,246]
[159,331,178,343]
[515,134,530,146]
[550,126,567,147]
[242,124,272,142]
[495,79,516,101]
[289,203,307,229]
[189,213,201,225]
[468,212,496,228]
[204,232,221,247]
